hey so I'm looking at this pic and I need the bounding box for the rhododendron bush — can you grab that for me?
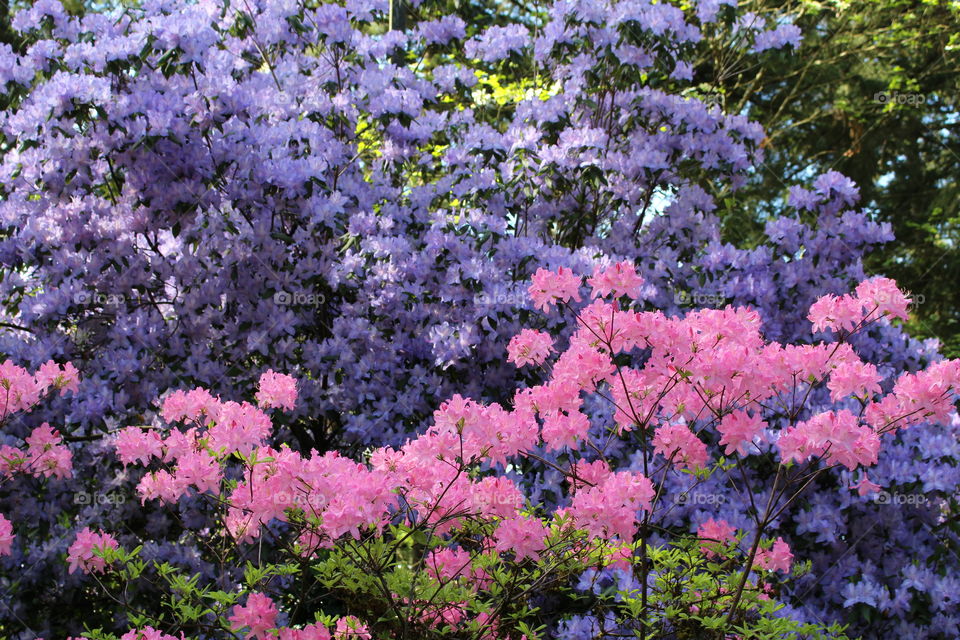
[0,0,958,637]
[1,267,956,639]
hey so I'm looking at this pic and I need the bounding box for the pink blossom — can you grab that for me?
[34,360,80,395]
[807,293,864,333]
[120,628,183,640]
[569,459,611,490]
[716,411,765,456]
[426,547,492,591]
[137,470,188,504]
[229,592,278,640]
[778,410,879,470]
[0,514,13,556]
[754,537,793,573]
[0,359,43,415]
[566,471,654,540]
[161,387,219,423]
[587,261,645,299]
[278,624,332,640]
[652,423,708,470]
[333,616,371,639]
[827,360,882,402]
[855,277,910,321]
[551,341,615,392]
[506,329,554,367]
[207,401,273,455]
[25,423,72,478]
[67,527,119,574]
[697,518,737,557]
[493,516,549,561]
[255,370,298,411]
[113,427,163,466]
[850,472,882,496]
[528,266,581,312]
[175,450,221,494]
[541,409,591,451]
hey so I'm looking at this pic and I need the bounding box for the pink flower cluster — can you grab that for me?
[113,386,284,505]
[807,276,910,333]
[67,527,119,574]
[778,409,880,470]
[528,266,581,311]
[565,469,655,540]
[586,260,645,299]
[0,514,13,556]
[255,369,298,411]
[652,423,708,470]
[754,537,794,573]
[0,423,72,479]
[229,592,357,640]
[70,267,959,639]
[697,518,737,557]
[120,628,184,640]
[0,359,79,417]
[494,516,549,561]
[0,360,80,557]
[506,329,554,367]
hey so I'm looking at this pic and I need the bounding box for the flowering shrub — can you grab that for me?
[0,0,955,637]
[3,267,955,639]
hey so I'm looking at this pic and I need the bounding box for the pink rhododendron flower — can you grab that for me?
[778,410,880,470]
[754,537,793,573]
[67,528,119,574]
[855,276,910,321]
[255,370,298,411]
[717,411,766,456]
[528,266,581,312]
[113,427,163,466]
[229,592,279,640]
[587,260,645,299]
[506,329,553,367]
[569,459,612,490]
[697,518,737,557]
[333,616,371,639]
[25,424,72,478]
[551,341,615,392]
[652,423,709,470]
[161,387,219,423]
[137,470,188,504]
[207,400,273,456]
[120,628,183,640]
[493,516,549,561]
[541,409,591,451]
[0,514,13,556]
[566,471,654,540]
[34,360,80,395]
[427,547,492,591]
[808,293,864,333]
[278,624,331,640]
[175,450,221,494]
[850,472,882,496]
[827,360,882,402]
